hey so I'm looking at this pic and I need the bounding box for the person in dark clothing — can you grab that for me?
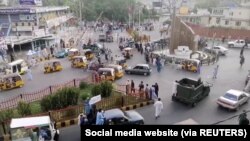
[10,53,15,62]
[50,46,54,56]
[131,80,135,93]
[154,83,159,97]
[238,110,249,125]
[139,81,144,92]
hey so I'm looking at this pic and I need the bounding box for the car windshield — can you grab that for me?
[223,93,238,101]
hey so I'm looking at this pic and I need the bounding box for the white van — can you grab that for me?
[10,116,59,141]
[7,59,28,75]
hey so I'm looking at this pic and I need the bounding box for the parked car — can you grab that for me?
[55,48,69,58]
[205,46,228,55]
[82,43,104,54]
[228,40,250,48]
[125,64,151,76]
[104,108,144,125]
[217,89,250,111]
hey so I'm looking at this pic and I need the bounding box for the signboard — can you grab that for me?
[19,14,37,21]
[19,0,42,6]
[179,6,189,15]
[33,29,45,37]
[89,95,101,105]
[153,2,162,7]
[0,8,31,14]
[12,26,33,32]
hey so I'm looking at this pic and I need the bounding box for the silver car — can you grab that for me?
[217,89,250,111]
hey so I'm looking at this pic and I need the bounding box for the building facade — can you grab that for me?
[178,7,250,30]
[0,6,74,51]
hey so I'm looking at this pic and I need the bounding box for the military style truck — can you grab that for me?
[172,78,212,107]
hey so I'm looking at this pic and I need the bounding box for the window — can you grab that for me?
[15,23,18,26]
[34,22,37,26]
[28,22,31,26]
[225,20,229,25]
[236,21,241,26]
[216,18,220,24]
[229,12,233,16]
[22,23,24,26]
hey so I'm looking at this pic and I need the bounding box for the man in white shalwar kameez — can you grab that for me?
[154,98,163,119]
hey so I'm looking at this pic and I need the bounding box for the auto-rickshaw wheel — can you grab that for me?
[19,84,24,88]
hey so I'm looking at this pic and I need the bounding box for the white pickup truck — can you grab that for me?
[227,40,250,48]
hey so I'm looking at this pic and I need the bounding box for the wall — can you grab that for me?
[170,17,196,54]
[187,23,250,40]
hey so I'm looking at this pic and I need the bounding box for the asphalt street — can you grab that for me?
[58,22,250,140]
[1,16,250,141]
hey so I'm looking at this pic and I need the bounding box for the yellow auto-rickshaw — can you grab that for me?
[105,64,124,79]
[181,59,200,73]
[68,48,80,60]
[114,57,127,69]
[123,47,133,59]
[0,73,24,91]
[44,60,63,73]
[98,68,115,81]
[71,56,88,68]
[84,49,95,60]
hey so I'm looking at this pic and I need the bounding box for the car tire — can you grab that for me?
[191,102,197,107]
[144,72,147,76]
[229,44,234,48]
[126,71,131,74]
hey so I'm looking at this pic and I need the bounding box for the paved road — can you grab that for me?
[58,22,250,140]
[1,17,250,141]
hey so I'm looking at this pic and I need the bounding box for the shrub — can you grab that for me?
[0,109,14,122]
[81,92,90,101]
[17,101,31,116]
[40,88,80,111]
[91,85,101,96]
[79,81,88,89]
[40,95,53,112]
[100,81,113,98]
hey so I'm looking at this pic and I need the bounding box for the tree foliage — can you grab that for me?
[43,0,156,22]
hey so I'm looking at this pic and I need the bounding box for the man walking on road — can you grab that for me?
[154,98,163,119]
[213,65,219,79]
[240,55,245,67]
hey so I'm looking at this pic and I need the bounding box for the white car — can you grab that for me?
[206,46,229,55]
[217,89,250,110]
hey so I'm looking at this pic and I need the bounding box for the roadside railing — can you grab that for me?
[0,76,92,111]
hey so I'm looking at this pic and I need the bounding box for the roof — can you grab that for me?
[0,6,69,14]
[124,47,133,50]
[136,64,149,67]
[10,116,51,129]
[73,56,87,59]
[1,73,21,79]
[104,108,125,120]
[175,118,199,125]
[69,48,79,52]
[106,64,122,69]
[8,59,24,66]
[227,89,244,97]
[98,68,115,71]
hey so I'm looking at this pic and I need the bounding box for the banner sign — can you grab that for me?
[19,0,42,6]
[0,8,31,14]
[153,2,162,7]
[81,126,250,140]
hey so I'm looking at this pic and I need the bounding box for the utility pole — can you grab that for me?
[79,0,82,22]
[170,0,176,54]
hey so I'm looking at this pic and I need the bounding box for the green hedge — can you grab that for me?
[41,87,80,112]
